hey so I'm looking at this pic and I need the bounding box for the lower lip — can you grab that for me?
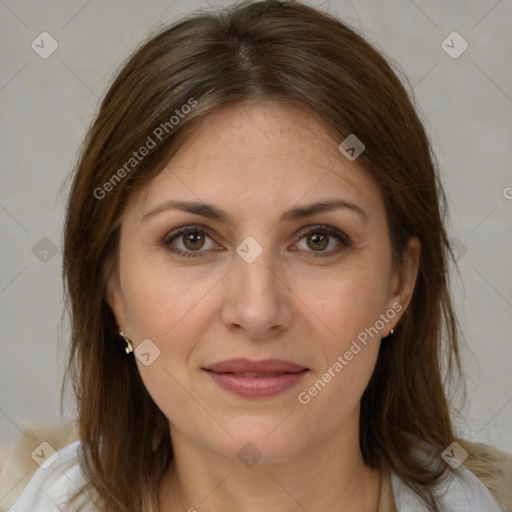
[204,369,309,397]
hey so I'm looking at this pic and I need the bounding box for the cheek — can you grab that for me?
[120,255,219,343]
[119,265,215,428]
[295,279,386,433]
[297,262,389,396]
[307,261,390,343]
[118,258,220,404]
[318,286,384,379]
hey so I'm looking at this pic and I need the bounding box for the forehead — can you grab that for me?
[131,100,383,221]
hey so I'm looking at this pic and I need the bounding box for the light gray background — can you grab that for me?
[0,0,511,507]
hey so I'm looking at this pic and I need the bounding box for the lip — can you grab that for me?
[203,358,309,398]
[204,358,307,374]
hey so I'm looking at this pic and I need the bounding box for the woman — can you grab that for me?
[8,1,512,511]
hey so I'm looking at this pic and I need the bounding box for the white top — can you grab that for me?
[7,441,94,512]
[8,440,503,512]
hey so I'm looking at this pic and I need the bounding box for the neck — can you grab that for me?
[158,414,381,512]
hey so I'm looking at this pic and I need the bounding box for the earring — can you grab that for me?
[382,328,394,341]
[119,330,134,354]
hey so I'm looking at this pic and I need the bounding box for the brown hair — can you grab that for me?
[62,1,478,510]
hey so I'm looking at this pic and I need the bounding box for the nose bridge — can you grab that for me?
[233,237,280,300]
[220,236,291,336]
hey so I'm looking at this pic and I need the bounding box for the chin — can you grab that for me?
[207,417,313,465]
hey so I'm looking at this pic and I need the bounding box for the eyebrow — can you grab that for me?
[142,198,367,224]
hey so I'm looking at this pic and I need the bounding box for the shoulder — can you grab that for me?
[7,440,91,512]
[389,437,512,511]
[461,440,512,512]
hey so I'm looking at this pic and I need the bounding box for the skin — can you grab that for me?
[106,100,420,512]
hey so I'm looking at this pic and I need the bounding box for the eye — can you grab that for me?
[162,225,219,258]
[162,224,350,258]
[292,224,350,257]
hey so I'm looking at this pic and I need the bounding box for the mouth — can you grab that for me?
[202,359,309,398]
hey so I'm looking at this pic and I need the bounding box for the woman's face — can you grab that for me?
[106,100,419,464]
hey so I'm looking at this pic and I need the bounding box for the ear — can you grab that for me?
[104,266,129,334]
[385,236,421,327]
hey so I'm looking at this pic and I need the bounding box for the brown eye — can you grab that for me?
[182,231,206,251]
[294,225,350,256]
[306,232,329,251]
[163,226,217,258]
[163,224,349,259]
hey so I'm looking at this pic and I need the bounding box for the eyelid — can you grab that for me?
[162,223,350,258]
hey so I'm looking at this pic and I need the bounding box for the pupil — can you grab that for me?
[309,233,327,251]
[185,232,204,250]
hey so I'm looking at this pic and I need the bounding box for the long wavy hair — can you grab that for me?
[61,1,479,510]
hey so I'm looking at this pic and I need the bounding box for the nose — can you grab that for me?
[219,247,294,339]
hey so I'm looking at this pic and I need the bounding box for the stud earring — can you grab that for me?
[119,330,134,354]
[382,328,394,341]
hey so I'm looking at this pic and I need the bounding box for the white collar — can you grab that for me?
[10,439,503,512]
[390,439,502,511]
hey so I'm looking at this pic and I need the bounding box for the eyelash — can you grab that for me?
[161,224,350,259]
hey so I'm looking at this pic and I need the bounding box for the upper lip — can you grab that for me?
[203,358,308,374]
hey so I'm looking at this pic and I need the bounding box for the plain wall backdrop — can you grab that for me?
[0,0,511,507]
